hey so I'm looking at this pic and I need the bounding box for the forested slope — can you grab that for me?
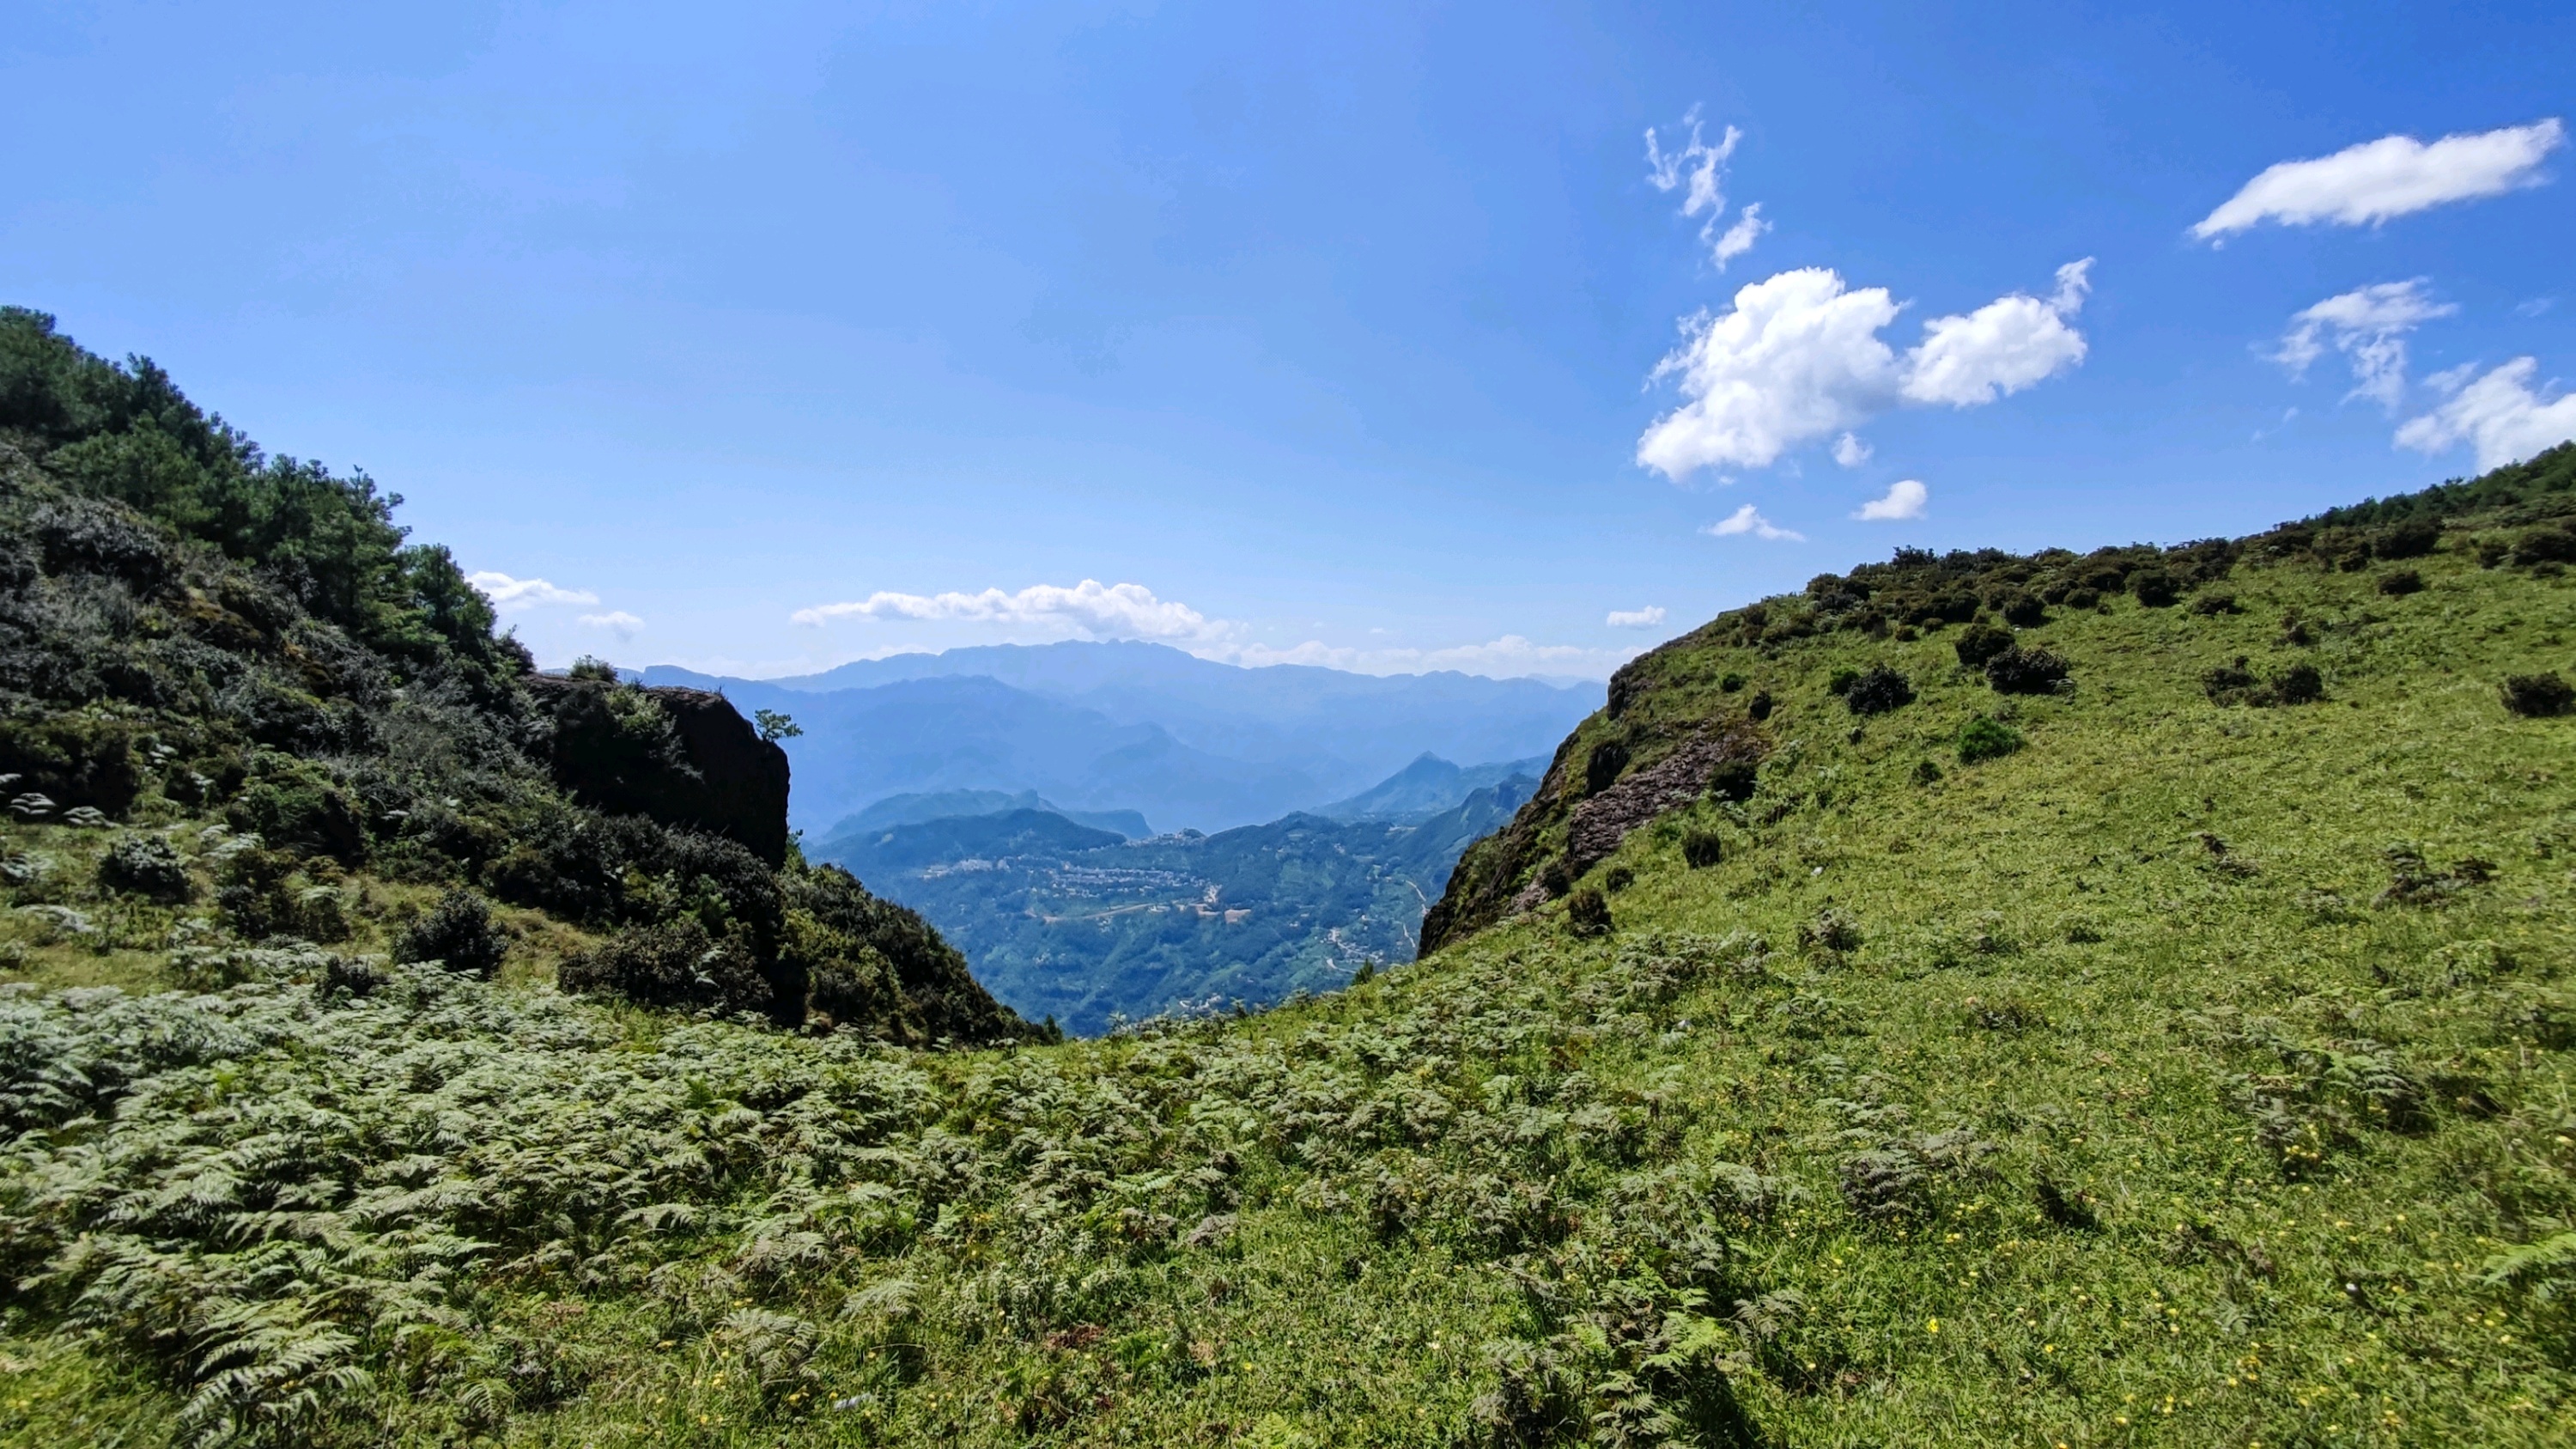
[3,307,2574,1447]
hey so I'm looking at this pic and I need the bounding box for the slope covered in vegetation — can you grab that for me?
[3,311,2574,1448]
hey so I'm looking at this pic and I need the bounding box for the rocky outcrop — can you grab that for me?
[526,677,792,867]
[1419,719,1765,956]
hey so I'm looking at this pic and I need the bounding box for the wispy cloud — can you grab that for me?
[1645,107,1768,270]
[2272,278,2456,411]
[1854,478,1928,521]
[579,610,644,640]
[1606,606,1668,629]
[1830,432,1873,468]
[467,570,600,612]
[1229,635,1638,680]
[1704,504,1803,541]
[2194,119,2565,240]
[792,580,1224,642]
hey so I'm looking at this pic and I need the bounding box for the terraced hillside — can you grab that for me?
[3,304,2574,1447]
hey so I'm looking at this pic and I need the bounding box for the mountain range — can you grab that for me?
[641,640,1597,836]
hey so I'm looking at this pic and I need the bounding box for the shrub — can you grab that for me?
[1911,759,1943,786]
[392,887,510,977]
[225,751,366,862]
[2063,587,2100,610]
[568,654,620,681]
[1984,646,2069,694]
[2374,518,2440,559]
[2189,591,2242,616]
[1997,591,2047,626]
[1681,829,1724,868]
[1705,757,1759,802]
[2476,537,2510,569]
[1956,716,2025,764]
[2377,568,2425,596]
[1799,908,1863,954]
[1718,672,1747,693]
[1601,865,1634,893]
[2512,526,2576,566]
[1583,740,1630,795]
[2502,672,2576,718]
[2202,656,2259,703]
[1953,624,2014,669]
[2129,569,2179,607]
[559,917,771,1015]
[1564,888,1613,938]
[2270,663,2324,705]
[1843,665,1914,716]
[1747,690,1773,721]
[1826,666,1861,696]
[99,834,191,903]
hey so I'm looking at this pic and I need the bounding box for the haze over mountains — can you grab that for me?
[641,640,1597,837]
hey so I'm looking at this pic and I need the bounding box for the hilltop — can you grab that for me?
[3,306,2574,1447]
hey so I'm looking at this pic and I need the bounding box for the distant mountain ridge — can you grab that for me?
[1312,751,1552,821]
[644,641,1597,834]
[825,789,1152,841]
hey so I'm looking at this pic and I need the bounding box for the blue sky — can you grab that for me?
[6,1,2571,679]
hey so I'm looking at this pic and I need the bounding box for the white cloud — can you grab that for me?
[1644,108,1768,269]
[1899,259,2092,407]
[579,610,644,639]
[2395,357,2576,470]
[1704,504,1804,541]
[791,579,1224,641]
[1855,478,1929,521]
[467,570,600,612]
[1709,203,1769,271]
[1830,431,1873,467]
[1606,606,1668,629]
[2193,119,2566,240]
[2272,279,2456,411]
[1637,262,2093,477]
[1224,635,1638,680]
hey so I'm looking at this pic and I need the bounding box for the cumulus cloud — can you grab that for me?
[2273,279,2456,411]
[2395,358,2576,470]
[1637,262,2093,477]
[2193,119,2566,240]
[1704,504,1803,541]
[792,580,1224,642]
[1830,431,1873,468]
[1855,479,1929,521]
[1606,606,1668,629]
[467,571,600,612]
[1645,109,1768,269]
[1900,259,2092,407]
[579,610,644,640]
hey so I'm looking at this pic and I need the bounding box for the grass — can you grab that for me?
[3,538,2572,1446]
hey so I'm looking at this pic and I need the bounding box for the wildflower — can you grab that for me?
[1926,1318,1940,1335]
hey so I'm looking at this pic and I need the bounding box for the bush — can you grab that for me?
[1718,672,1747,693]
[1956,716,2025,764]
[1984,646,2069,695]
[1564,888,1613,938]
[1953,624,2014,669]
[2129,569,2179,607]
[392,887,510,977]
[1706,757,1759,802]
[1843,664,1914,715]
[2374,518,2440,559]
[2189,591,2242,616]
[225,751,366,862]
[1681,829,1724,868]
[98,834,191,903]
[2063,587,2100,610]
[1583,740,1630,795]
[1601,865,1634,893]
[1911,759,1943,785]
[2377,568,2425,596]
[2511,526,2576,566]
[2270,663,2324,705]
[1826,666,1861,696]
[1747,690,1773,721]
[1997,591,2047,627]
[2502,673,2575,718]
[558,917,771,1015]
[2202,656,2259,703]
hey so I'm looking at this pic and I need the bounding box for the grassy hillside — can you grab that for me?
[4,305,2574,1447]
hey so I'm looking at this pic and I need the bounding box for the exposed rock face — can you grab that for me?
[526,677,792,867]
[1419,718,1765,955]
